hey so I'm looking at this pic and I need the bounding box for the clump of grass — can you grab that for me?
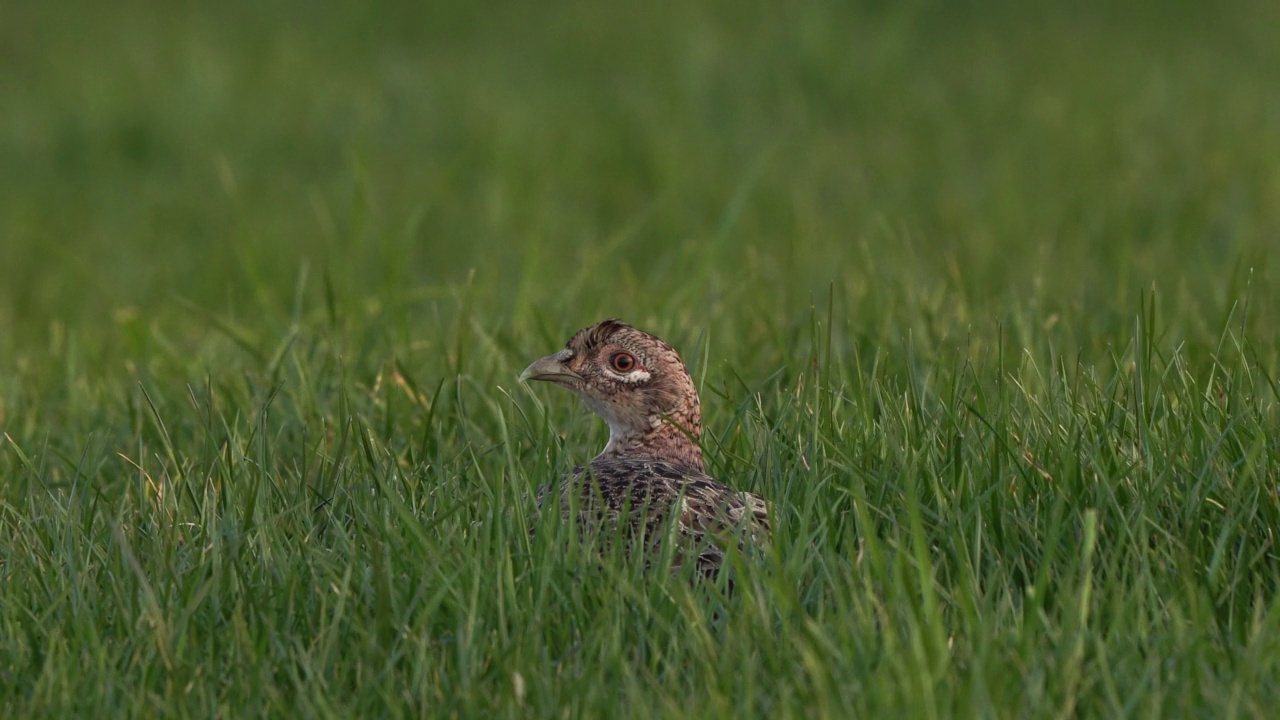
[4,287,1276,716]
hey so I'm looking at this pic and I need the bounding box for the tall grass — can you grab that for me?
[2,1,1278,716]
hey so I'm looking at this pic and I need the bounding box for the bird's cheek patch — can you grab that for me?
[610,368,651,385]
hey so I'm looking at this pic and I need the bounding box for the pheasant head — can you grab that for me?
[520,319,704,471]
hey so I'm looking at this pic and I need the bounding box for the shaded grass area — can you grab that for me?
[2,0,1279,716]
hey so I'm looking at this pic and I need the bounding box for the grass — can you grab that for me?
[2,0,1279,716]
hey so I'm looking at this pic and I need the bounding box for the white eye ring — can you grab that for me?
[609,368,651,384]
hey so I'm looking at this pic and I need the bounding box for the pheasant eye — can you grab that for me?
[609,352,636,373]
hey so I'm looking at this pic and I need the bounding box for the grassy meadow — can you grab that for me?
[2,0,1279,716]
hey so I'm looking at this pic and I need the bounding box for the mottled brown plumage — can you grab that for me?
[521,319,769,577]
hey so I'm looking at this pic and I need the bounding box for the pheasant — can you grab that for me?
[520,319,769,578]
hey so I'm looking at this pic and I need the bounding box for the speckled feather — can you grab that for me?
[540,458,770,577]
[522,319,770,577]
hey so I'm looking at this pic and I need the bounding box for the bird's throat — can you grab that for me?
[597,417,704,472]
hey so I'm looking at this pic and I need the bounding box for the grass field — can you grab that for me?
[3,1,1279,716]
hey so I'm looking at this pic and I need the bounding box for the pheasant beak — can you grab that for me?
[519,349,579,386]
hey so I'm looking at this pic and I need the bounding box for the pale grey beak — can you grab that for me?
[519,349,579,385]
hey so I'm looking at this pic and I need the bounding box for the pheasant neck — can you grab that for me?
[597,419,704,472]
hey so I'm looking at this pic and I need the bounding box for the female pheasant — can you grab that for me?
[520,319,769,578]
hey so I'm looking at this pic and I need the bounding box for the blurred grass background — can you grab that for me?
[3,0,1276,355]
[2,0,1279,716]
